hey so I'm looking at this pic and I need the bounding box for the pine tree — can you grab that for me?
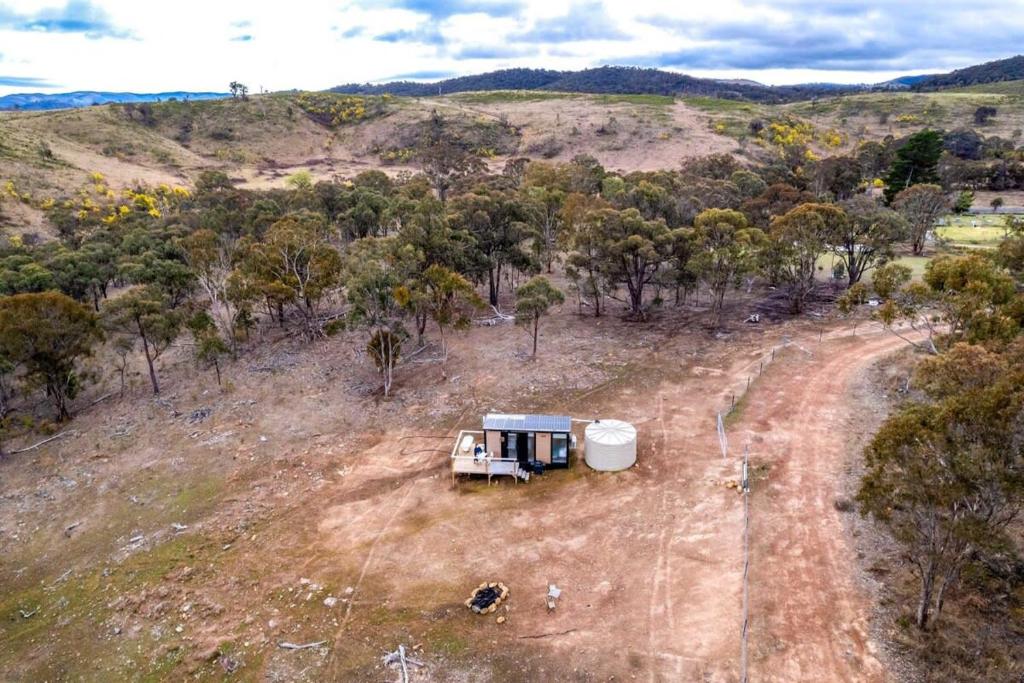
[883,129,944,203]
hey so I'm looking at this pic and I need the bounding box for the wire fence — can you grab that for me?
[714,321,899,683]
[740,445,751,683]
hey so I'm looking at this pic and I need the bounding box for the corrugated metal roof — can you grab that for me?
[482,413,572,432]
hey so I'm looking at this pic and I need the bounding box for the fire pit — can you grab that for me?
[465,582,509,614]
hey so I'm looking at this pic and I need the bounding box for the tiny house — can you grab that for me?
[482,413,572,469]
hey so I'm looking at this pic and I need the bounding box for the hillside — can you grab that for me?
[333,65,863,102]
[914,54,1024,91]
[3,86,1024,243]
[950,79,1024,95]
[0,90,736,206]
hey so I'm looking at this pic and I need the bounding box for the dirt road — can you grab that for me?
[734,332,905,682]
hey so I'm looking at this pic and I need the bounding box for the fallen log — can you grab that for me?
[11,431,75,454]
[278,640,327,651]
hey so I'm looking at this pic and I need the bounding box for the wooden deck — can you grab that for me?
[450,430,528,485]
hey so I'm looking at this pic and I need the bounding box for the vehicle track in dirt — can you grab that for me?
[733,331,908,682]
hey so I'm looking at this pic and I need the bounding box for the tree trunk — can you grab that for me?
[438,324,448,377]
[916,564,936,629]
[383,358,393,397]
[416,309,428,347]
[214,358,222,387]
[912,231,926,255]
[932,560,962,629]
[590,272,602,317]
[140,330,160,395]
[488,268,499,307]
[713,285,727,326]
[48,379,70,422]
[532,315,539,357]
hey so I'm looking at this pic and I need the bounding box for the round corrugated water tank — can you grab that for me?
[584,419,637,471]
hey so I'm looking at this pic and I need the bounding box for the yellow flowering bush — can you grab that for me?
[764,117,815,147]
[46,173,191,230]
[821,129,844,148]
[295,92,390,127]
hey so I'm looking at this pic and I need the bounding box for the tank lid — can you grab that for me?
[585,419,636,445]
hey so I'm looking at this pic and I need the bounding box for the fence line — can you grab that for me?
[740,444,751,683]
[716,319,904,682]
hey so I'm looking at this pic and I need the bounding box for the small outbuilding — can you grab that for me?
[482,413,572,469]
[584,419,637,471]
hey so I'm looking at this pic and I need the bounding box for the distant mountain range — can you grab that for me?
[333,55,1024,102]
[874,74,934,89]
[0,91,228,111]
[2,54,1021,112]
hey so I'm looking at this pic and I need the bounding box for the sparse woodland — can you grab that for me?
[2,96,1024,681]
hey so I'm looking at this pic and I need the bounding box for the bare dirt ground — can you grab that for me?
[733,332,910,682]
[0,277,911,681]
[428,96,738,172]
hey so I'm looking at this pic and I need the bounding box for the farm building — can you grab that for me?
[482,413,572,469]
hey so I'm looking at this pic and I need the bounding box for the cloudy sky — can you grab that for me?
[1,0,1023,95]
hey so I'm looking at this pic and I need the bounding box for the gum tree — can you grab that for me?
[833,196,909,286]
[515,276,564,358]
[103,286,183,395]
[768,203,846,313]
[691,209,765,326]
[0,292,102,420]
[893,184,949,255]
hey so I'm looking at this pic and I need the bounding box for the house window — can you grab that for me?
[552,434,568,464]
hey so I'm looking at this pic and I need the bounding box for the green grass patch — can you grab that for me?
[936,224,1007,247]
[881,255,932,281]
[949,80,1024,96]
[450,90,573,104]
[0,531,222,680]
[592,93,675,106]
[681,96,759,113]
[709,116,754,140]
[425,625,469,655]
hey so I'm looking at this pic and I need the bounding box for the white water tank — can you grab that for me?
[584,419,637,471]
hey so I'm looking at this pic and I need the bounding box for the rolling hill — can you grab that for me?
[914,55,1024,91]
[332,65,865,102]
[3,81,1023,243]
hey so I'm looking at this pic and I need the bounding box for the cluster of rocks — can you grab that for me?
[465,582,508,614]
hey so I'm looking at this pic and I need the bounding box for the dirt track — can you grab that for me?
[735,332,906,682]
